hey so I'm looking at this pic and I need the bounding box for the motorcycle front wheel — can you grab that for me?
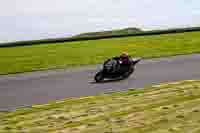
[121,67,135,79]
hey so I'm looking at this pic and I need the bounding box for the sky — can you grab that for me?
[0,0,200,43]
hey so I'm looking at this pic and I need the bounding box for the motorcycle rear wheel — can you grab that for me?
[95,71,104,82]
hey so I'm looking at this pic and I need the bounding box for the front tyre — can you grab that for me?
[129,67,135,75]
[94,71,104,82]
[122,67,135,79]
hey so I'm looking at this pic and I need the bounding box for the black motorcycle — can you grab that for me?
[94,57,141,82]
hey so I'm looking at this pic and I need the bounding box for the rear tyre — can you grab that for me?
[95,71,104,82]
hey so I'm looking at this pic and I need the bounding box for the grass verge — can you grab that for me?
[0,80,200,133]
[0,31,200,75]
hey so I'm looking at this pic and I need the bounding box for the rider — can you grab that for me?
[113,52,131,72]
[120,52,131,65]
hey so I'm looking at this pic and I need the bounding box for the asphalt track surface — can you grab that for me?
[0,54,200,111]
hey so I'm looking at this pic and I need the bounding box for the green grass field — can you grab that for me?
[0,31,200,75]
[1,80,200,133]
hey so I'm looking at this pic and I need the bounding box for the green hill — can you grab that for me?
[73,27,142,38]
[1,27,200,48]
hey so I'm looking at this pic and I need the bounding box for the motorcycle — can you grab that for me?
[94,57,141,82]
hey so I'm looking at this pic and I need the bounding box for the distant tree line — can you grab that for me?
[1,27,200,48]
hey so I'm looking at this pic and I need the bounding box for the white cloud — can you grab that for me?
[0,0,200,42]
